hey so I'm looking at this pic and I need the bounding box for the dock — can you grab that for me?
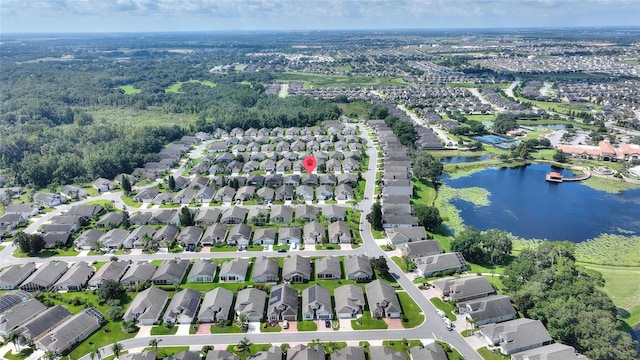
[545,170,591,183]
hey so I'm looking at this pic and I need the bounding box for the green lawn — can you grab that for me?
[351,311,388,330]
[261,323,282,332]
[3,348,35,360]
[151,325,179,335]
[477,347,509,360]
[382,339,423,354]
[583,264,640,329]
[398,292,424,328]
[226,343,273,358]
[430,297,456,321]
[411,178,436,206]
[166,80,216,93]
[278,72,409,88]
[118,85,141,95]
[12,247,80,258]
[371,228,385,239]
[70,320,137,359]
[210,324,244,334]
[143,346,189,359]
[297,321,318,331]
[120,195,142,208]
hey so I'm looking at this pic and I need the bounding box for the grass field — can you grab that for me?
[166,80,216,93]
[336,100,373,119]
[430,297,456,321]
[477,347,509,360]
[3,348,34,360]
[382,339,423,354]
[278,72,408,88]
[397,292,424,328]
[411,178,436,206]
[351,311,388,330]
[151,325,179,335]
[297,321,318,331]
[88,106,197,128]
[465,114,496,122]
[583,264,640,329]
[118,85,141,94]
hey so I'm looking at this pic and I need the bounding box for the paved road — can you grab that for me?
[1,124,482,360]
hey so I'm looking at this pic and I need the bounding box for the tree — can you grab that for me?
[236,337,252,359]
[29,234,46,254]
[179,206,193,226]
[96,279,125,302]
[370,256,390,277]
[43,351,57,360]
[235,313,250,332]
[3,331,20,351]
[366,202,383,231]
[121,176,132,196]
[121,210,130,229]
[149,338,162,352]
[106,305,123,321]
[493,113,519,134]
[412,151,443,183]
[13,231,31,253]
[111,342,124,359]
[414,204,442,232]
[168,175,176,191]
[89,345,101,360]
[553,150,569,163]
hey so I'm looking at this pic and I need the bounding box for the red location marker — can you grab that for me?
[303,156,317,174]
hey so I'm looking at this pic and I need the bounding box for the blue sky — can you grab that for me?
[1,0,638,33]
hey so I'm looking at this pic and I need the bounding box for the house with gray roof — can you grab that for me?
[36,307,104,355]
[188,259,217,283]
[120,351,157,360]
[198,287,234,323]
[270,205,293,223]
[368,347,407,360]
[134,188,160,203]
[416,253,467,278]
[20,261,68,292]
[283,255,311,283]
[386,227,429,245]
[433,276,495,302]
[457,295,517,326]
[194,208,221,226]
[323,205,346,223]
[302,284,332,320]
[125,225,156,249]
[120,261,158,287]
[252,256,279,283]
[315,256,342,279]
[205,350,240,360]
[153,225,180,248]
[227,223,252,248]
[511,343,588,360]
[130,212,152,225]
[99,228,131,250]
[409,343,447,360]
[279,226,301,246]
[201,223,228,246]
[253,228,277,246]
[335,184,355,201]
[331,347,365,360]
[96,212,124,229]
[164,288,202,324]
[334,285,365,319]
[251,346,282,360]
[295,204,319,222]
[152,259,189,285]
[303,221,325,244]
[0,298,46,336]
[236,186,256,201]
[267,284,299,321]
[88,260,129,288]
[365,280,402,318]
[124,287,169,325]
[247,207,269,226]
[149,209,179,225]
[344,254,374,282]
[220,207,247,225]
[235,288,266,322]
[17,305,71,344]
[54,261,93,291]
[0,262,36,290]
[4,204,40,219]
[167,350,200,360]
[257,187,275,202]
[67,204,105,219]
[219,258,249,282]
[33,192,64,207]
[480,318,554,355]
[74,229,105,250]
[287,345,325,360]
[400,240,443,259]
[328,221,352,244]
[178,226,204,251]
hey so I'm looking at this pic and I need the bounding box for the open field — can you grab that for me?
[165,80,216,93]
[583,264,640,329]
[118,85,141,94]
[277,72,408,88]
[88,106,196,127]
[411,178,436,206]
[397,292,425,328]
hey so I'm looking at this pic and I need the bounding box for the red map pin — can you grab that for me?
[303,155,317,174]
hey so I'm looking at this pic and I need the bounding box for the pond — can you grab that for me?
[444,163,640,242]
[440,155,490,164]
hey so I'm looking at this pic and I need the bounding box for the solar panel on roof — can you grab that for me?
[187,298,198,314]
[0,296,18,313]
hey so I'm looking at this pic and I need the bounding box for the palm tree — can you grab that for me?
[235,313,250,332]
[236,337,252,359]
[3,331,19,351]
[111,342,124,359]
[148,338,162,352]
[43,351,57,360]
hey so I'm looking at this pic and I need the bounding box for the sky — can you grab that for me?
[1,0,638,33]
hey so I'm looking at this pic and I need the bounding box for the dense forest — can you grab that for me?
[0,38,342,187]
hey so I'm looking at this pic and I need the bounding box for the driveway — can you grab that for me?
[383,318,404,330]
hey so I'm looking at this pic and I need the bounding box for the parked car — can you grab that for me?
[325,319,331,328]
[278,248,287,253]
[283,320,289,329]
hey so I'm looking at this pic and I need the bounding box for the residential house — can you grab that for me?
[0,262,37,290]
[416,253,467,278]
[344,254,374,282]
[386,227,429,245]
[198,287,234,323]
[88,260,129,288]
[251,347,282,360]
[152,259,189,285]
[227,223,252,248]
[334,184,354,200]
[153,225,180,248]
[53,261,93,291]
[365,280,402,318]
[247,207,269,226]
[220,207,247,225]
[368,347,407,360]
[315,256,342,279]
[279,226,302,246]
[275,185,294,201]
[480,318,554,355]
[177,226,204,251]
[256,187,275,202]
[236,186,256,201]
[328,221,352,244]
[267,284,299,321]
[124,287,169,325]
[201,223,228,246]
[283,255,311,283]
[323,205,346,222]
[99,228,131,250]
[296,185,314,201]
[334,285,365,318]
[120,261,158,287]
[164,288,202,324]
[301,174,318,186]
[510,344,588,360]
[214,186,236,202]
[134,189,160,203]
[120,351,157,360]
[93,178,116,193]
[16,305,72,345]
[235,288,267,322]
[432,276,495,302]
[219,258,249,282]
[20,262,68,292]
[270,205,293,223]
[4,204,40,219]
[457,295,517,326]
[302,284,332,320]
[124,226,156,249]
[194,208,221,226]
[331,347,365,360]
[130,212,152,225]
[0,298,46,336]
[303,221,325,244]
[168,351,201,360]
[195,187,215,203]
[247,174,265,186]
[188,259,217,283]
[319,174,337,186]
[253,228,277,246]
[96,212,124,229]
[408,343,447,360]
[33,193,64,207]
[252,256,279,283]
[36,307,104,355]
[264,174,283,187]
[399,240,442,259]
[315,185,334,201]
[287,345,325,360]
[283,175,300,187]
[205,350,240,360]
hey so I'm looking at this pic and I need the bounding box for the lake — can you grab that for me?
[444,163,640,242]
[440,155,490,164]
